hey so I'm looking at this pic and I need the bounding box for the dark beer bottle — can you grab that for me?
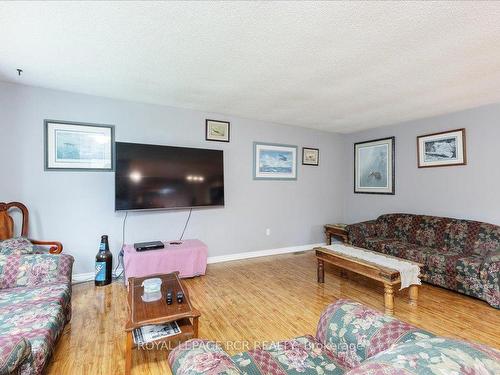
[95,235,113,286]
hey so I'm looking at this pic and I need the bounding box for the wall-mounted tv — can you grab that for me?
[115,142,224,211]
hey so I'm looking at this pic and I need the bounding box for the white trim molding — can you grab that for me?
[72,272,94,284]
[72,243,324,283]
[207,243,324,264]
[72,268,124,284]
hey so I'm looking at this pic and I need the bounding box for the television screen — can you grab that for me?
[115,142,224,211]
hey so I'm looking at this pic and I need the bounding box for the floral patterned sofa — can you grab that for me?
[0,238,74,375]
[168,299,500,375]
[346,213,500,308]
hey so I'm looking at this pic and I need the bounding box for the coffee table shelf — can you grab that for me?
[129,318,194,349]
[125,272,200,374]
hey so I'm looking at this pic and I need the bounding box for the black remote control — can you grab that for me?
[166,290,173,305]
[176,291,184,304]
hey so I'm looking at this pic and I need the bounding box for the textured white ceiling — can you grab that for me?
[1,2,500,133]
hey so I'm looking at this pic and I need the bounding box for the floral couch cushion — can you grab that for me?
[169,300,500,375]
[412,216,447,249]
[0,254,73,289]
[456,256,484,299]
[426,250,464,275]
[363,238,399,253]
[392,244,435,267]
[0,282,71,312]
[376,214,418,240]
[232,335,347,375]
[169,336,348,375]
[0,301,67,375]
[0,336,31,375]
[391,214,417,242]
[345,337,500,375]
[346,221,379,249]
[443,219,473,252]
[169,339,243,375]
[0,238,34,256]
[315,300,434,369]
[473,223,500,257]
[482,253,500,308]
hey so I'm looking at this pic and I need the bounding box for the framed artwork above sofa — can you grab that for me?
[417,128,466,168]
[354,136,395,195]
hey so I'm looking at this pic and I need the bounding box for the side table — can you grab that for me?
[324,224,349,245]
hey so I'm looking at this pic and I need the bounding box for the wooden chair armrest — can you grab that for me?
[30,239,63,254]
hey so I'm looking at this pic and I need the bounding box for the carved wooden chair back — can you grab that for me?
[0,202,62,253]
[0,202,29,240]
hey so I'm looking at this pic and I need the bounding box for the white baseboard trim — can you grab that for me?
[72,272,94,284]
[72,243,324,283]
[72,268,124,284]
[207,242,325,264]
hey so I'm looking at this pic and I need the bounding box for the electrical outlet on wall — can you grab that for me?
[265,228,271,236]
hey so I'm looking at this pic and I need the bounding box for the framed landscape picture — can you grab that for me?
[206,119,230,142]
[354,137,395,194]
[302,147,319,166]
[44,120,114,171]
[253,142,297,180]
[417,128,466,168]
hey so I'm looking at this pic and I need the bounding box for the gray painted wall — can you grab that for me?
[2,81,499,275]
[0,82,344,274]
[343,104,500,225]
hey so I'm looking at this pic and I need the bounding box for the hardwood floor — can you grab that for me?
[46,251,500,375]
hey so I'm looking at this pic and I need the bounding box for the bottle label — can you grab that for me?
[99,242,105,251]
[95,261,106,281]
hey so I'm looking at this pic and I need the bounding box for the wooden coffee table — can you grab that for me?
[315,246,422,315]
[125,272,200,375]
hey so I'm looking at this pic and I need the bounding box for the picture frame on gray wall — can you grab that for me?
[354,136,395,195]
[205,119,230,142]
[417,128,466,168]
[302,147,319,166]
[44,119,115,171]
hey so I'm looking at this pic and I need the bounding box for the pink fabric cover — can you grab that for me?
[123,239,208,282]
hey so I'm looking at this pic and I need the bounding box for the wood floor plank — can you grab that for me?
[46,251,500,375]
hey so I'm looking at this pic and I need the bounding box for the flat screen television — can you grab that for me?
[115,142,224,211]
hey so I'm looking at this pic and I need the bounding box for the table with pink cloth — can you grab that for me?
[123,239,208,282]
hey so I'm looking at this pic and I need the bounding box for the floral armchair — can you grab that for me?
[0,202,73,375]
[168,299,500,375]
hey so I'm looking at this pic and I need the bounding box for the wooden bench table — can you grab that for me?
[315,246,422,315]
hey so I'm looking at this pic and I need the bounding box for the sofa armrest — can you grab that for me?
[0,253,74,289]
[168,339,242,375]
[346,220,379,247]
[0,336,31,375]
[480,251,500,308]
[315,299,434,369]
[30,239,63,254]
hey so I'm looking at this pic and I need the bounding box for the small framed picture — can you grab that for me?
[44,120,114,171]
[302,147,319,166]
[354,137,395,195]
[253,142,297,180]
[417,128,466,168]
[206,119,230,142]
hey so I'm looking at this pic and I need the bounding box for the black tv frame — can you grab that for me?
[114,142,225,212]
